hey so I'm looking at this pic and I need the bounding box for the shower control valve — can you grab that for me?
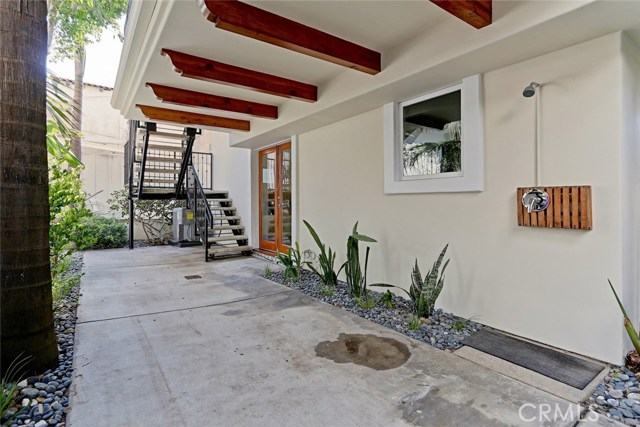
[522,188,550,213]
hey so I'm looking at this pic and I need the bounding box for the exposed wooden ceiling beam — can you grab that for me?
[161,49,317,103]
[199,0,381,75]
[430,0,492,29]
[146,83,278,120]
[136,104,250,131]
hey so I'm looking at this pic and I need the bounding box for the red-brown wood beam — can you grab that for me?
[430,0,492,29]
[136,104,250,131]
[146,83,278,120]
[199,0,381,75]
[161,49,317,103]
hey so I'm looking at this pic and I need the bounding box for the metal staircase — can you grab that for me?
[126,121,252,260]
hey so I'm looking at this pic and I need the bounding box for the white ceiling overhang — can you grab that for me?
[112,0,640,149]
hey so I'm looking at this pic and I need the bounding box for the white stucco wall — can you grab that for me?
[295,33,629,364]
[211,132,252,240]
[73,84,128,216]
[82,148,125,215]
[621,35,640,355]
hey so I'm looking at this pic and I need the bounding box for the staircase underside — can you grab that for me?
[128,122,252,260]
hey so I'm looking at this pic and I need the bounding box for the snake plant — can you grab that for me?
[303,220,343,288]
[373,244,450,318]
[276,242,303,282]
[344,222,377,299]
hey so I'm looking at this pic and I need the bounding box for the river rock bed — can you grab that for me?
[587,366,640,425]
[2,253,83,427]
[262,268,483,351]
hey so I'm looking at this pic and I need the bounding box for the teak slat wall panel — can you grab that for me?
[517,186,592,231]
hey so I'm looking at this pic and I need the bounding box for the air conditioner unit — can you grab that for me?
[172,208,196,243]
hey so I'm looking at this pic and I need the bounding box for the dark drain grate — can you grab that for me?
[184,275,202,280]
[462,329,604,389]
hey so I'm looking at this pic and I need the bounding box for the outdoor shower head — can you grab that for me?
[523,82,540,98]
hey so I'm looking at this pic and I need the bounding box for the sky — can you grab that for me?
[47,25,125,88]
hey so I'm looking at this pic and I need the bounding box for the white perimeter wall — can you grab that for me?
[211,132,252,240]
[621,35,640,355]
[82,148,125,216]
[296,33,630,364]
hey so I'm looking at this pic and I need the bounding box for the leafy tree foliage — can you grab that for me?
[48,153,90,285]
[108,189,183,244]
[47,0,128,159]
[47,0,127,59]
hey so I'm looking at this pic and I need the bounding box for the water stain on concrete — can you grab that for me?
[315,333,410,370]
[221,308,245,316]
[400,385,516,427]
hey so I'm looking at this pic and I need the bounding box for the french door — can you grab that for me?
[259,142,292,253]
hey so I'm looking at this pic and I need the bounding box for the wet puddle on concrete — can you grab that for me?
[315,333,411,370]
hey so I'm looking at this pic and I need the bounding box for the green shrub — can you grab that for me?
[49,154,90,284]
[52,272,81,302]
[108,188,182,244]
[75,215,127,250]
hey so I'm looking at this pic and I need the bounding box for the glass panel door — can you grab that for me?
[278,143,292,252]
[258,142,292,253]
[259,148,277,251]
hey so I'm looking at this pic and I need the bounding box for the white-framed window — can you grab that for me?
[384,74,484,194]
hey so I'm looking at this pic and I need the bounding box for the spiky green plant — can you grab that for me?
[1,355,32,423]
[343,222,377,299]
[381,290,394,309]
[408,315,421,331]
[303,220,343,288]
[411,244,450,317]
[355,292,379,310]
[609,279,640,355]
[452,320,466,333]
[276,242,303,282]
[373,244,450,318]
[262,264,273,277]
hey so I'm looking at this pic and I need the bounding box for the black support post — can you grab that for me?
[128,197,134,249]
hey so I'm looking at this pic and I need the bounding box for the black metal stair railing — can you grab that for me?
[174,127,197,198]
[185,164,213,261]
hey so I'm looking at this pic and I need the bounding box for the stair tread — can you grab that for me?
[210,225,244,231]
[143,178,177,183]
[204,190,229,197]
[209,245,253,255]
[208,235,248,242]
[210,215,241,221]
[144,156,183,163]
[147,144,186,152]
[141,130,188,141]
[209,206,236,210]
[139,168,179,174]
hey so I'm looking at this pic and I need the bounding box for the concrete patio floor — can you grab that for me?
[68,246,618,427]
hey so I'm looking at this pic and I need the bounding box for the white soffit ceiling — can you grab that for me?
[112,0,640,148]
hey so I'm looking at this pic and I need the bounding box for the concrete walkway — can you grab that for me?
[69,246,618,427]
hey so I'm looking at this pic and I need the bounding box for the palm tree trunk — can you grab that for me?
[70,46,85,161]
[0,0,58,375]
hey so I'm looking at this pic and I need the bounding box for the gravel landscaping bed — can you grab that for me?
[262,268,483,351]
[2,253,83,427]
[263,264,640,424]
[587,366,640,425]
